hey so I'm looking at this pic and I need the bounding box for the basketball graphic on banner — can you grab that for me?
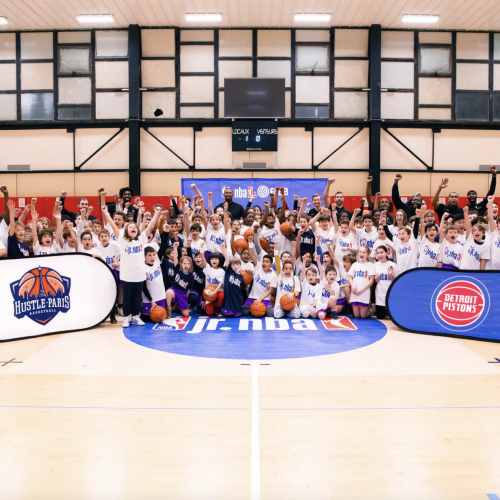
[257,185,269,198]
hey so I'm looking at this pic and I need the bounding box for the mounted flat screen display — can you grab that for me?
[224,78,285,118]
[232,120,278,151]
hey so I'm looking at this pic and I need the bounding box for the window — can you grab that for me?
[456,93,489,120]
[95,31,128,58]
[419,47,451,75]
[21,93,54,120]
[296,46,329,72]
[58,47,91,75]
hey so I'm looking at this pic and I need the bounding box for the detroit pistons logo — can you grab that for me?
[431,277,490,332]
[10,267,71,325]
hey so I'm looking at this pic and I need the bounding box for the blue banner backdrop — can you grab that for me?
[386,268,500,342]
[181,178,329,210]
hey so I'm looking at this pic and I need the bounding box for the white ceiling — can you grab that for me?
[1,0,500,31]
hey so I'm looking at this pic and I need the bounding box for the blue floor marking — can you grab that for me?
[486,495,500,500]
[262,406,500,411]
[124,315,387,360]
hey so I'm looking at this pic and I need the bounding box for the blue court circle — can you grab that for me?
[124,315,387,360]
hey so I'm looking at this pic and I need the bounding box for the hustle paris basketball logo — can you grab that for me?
[431,277,490,332]
[10,267,71,325]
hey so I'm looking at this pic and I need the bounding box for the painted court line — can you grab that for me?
[263,406,500,411]
[486,495,500,500]
[251,360,261,500]
[0,405,249,411]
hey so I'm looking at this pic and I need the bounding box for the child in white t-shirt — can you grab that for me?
[438,213,463,269]
[459,206,491,270]
[315,264,340,320]
[274,261,301,319]
[486,196,500,270]
[374,245,398,320]
[204,243,227,316]
[32,209,63,256]
[348,246,375,319]
[415,209,440,268]
[299,265,320,318]
[242,254,277,317]
[350,208,378,257]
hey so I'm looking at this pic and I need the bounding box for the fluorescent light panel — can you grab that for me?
[185,13,222,22]
[77,14,114,23]
[294,14,331,22]
[402,14,440,23]
[0,16,8,25]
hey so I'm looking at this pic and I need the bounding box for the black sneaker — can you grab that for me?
[331,311,338,320]
[110,314,117,324]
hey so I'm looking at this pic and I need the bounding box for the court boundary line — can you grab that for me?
[251,361,261,500]
[262,406,500,411]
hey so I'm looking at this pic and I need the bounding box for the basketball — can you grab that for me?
[241,270,253,286]
[280,222,292,235]
[234,238,248,252]
[260,238,268,252]
[19,267,65,298]
[250,300,266,317]
[150,306,166,323]
[280,294,296,311]
[203,285,217,302]
[244,228,254,240]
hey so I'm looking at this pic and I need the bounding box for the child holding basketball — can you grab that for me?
[204,243,227,316]
[222,256,245,317]
[374,245,398,319]
[348,246,375,319]
[142,246,168,324]
[186,236,206,312]
[315,265,340,320]
[274,261,301,319]
[242,254,277,317]
[166,241,194,318]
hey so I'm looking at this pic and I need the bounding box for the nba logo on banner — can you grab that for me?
[152,316,191,330]
[10,266,71,325]
[431,276,490,332]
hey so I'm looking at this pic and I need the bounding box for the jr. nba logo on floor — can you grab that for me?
[431,276,490,332]
[10,267,71,326]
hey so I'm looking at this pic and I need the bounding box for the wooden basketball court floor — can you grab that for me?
[1,318,500,500]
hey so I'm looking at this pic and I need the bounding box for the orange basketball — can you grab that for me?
[280,222,292,235]
[19,267,65,298]
[244,228,254,241]
[150,306,166,323]
[241,269,253,286]
[280,294,296,311]
[203,285,217,302]
[260,238,268,252]
[250,300,266,317]
[234,238,248,252]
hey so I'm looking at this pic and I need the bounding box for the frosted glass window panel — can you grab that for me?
[419,78,451,105]
[95,61,129,89]
[296,106,329,118]
[495,34,500,61]
[142,92,176,119]
[58,31,91,44]
[180,76,214,103]
[418,108,451,120]
[0,33,16,60]
[58,107,91,120]
[334,92,368,119]
[21,63,53,90]
[0,63,16,91]
[494,65,500,90]
[180,45,214,73]
[219,30,252,57]
[381,92,414,119]
[296,76,330,104]
[334,60,369,88]
[58,48,90,74]
[456,93,489,120]
[95,31,128,58]
[180,30,214,42]
[257,60,291,87]
[0,94,17,120]
[21,93,54,120]
[334,29,369,57]
[141,29,175,57]
[381,61,414,89]
[96,92,129,119]
[296,30,330,42]
[381,31,414,59]
[257,30,291,57]
[492,93,500,120]
[180,107,214,118]
[58,77,91,104]
[21,32,53,60]
[296,46,329,72]
[456,33,489,60]
[419,47,451,75]
[285,90,291,118]
[218,60,253,87]
[142,59,175,88]
[456,63,489,90]
[419,32,452,44]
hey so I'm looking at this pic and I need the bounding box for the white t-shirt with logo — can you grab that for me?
[315,227,335,254]
[276,274,300,304]
[97,241,120,269]
[393,235,418,273]
[300,280,319,307]
[143,262,166,303]
[370,238,395,262]
[118,232,148,282]
[418,236,440,268]
[486,228,500,270]
[374,261,398,306]
[206,225,226,253]
[440,240,463,268]
[355,228,379,253]
[0,218,8,247]
[315,278,340,311]
[249,262,277,300]
[205,265,225,291]
[459,234,491,270]
[348,262,375,306]
[334,232,357,262]
[34,240,60,256]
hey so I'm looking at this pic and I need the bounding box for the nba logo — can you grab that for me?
[321,316,358,331]
[10,267,71,325]
[152,316,191,330]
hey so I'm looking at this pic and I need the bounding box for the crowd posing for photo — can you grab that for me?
[0,167,498,326]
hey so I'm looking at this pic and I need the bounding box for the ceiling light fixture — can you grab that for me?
[185,14,222,22]
[0,16,8,25]
[294,14,331,22]
[76,14,114,23]
[402,14,440,23]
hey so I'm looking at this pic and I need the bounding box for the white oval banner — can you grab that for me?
[0,254,117,342]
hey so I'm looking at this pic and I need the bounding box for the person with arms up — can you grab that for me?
[464,166,497,216]
[59,190,96,223]
[392,174,424,219]
[432,178,464,221]
[323,178,352,220]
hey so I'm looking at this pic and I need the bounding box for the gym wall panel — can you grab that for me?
[74,172,129,197]
[140,128,193,169]
[277,128,312,169]
[381,172,431,196]
[381,128,433,170]
[434,129,500,170]
[75,128,129,169]
[192,171,249,179]
[16,173,75,197]
[0,130,73,170]
[195,127,233,169]
[430,172,489,198]
[257,171,313,179]
[319,171,369,196]
[314,128,369,169]
[0,173,18,196]
[247,151,276,168]
[141,171,190,195]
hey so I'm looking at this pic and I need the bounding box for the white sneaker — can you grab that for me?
[122,315,132,328]
[131,315,145,326]
[118,307,124,317]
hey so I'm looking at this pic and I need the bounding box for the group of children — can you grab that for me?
[1,181,498,326]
